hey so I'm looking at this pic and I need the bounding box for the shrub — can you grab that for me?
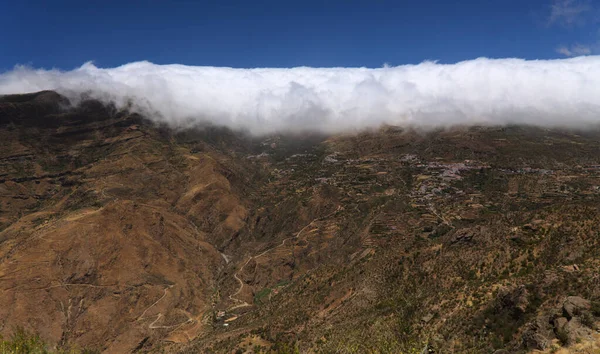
[581,311,596,329]
[0,328,98,354]
[591,301,600,317]
[0,327,49,354]
[254,288,272,305]
[556,328,570,346]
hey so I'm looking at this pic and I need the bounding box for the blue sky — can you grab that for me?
[1,0,598,71]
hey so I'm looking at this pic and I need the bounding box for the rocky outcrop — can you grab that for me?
[563,296,591,319]
[495,286,530,316]
[521,296,597,350]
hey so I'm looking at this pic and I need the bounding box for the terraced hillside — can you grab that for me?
[1,92,600,353]
[192,126,600,353]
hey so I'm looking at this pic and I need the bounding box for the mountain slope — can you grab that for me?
[1,92,599,353]
[0,92,254,352]
[188,126,600,353]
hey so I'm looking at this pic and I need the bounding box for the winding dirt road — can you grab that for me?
[227,206,342,310]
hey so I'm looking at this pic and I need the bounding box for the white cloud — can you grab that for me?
[556,43,593,56]
[548,0,592,26]
[1,57,600,134]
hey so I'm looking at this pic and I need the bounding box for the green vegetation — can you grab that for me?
[254,287,272,304]
[270,342,300,354]
[591,301,600,317]
[275,280,290,287]
[0,328,49,354]
[556,327,570,346]
[581,311,596,329]
[0,328,98,354]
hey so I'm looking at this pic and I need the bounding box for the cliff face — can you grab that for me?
[1,92,600,353]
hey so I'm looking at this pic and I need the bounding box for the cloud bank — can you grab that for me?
[1,57,600,134]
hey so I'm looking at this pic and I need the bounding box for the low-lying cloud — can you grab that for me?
[0,57,599,134]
